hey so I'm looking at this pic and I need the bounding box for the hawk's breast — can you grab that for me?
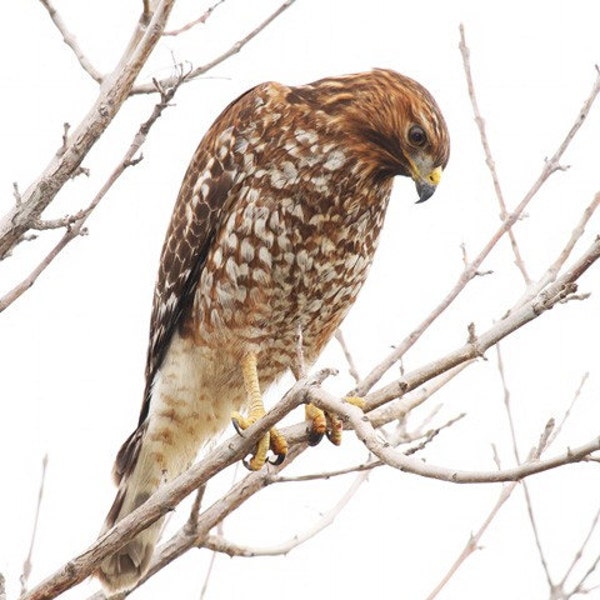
[191,88,394,376]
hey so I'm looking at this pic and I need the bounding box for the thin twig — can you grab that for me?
[496,345,521,463]
[199,458,240,599]
[426,481,518,599]
[497,317,557,592]
[20,455,49,595]
[459,23,531,284]
[368,362,471,428]
[271,460,383,483]
[428,368,576,600]
[131,0,297,94]
[521,462,555,588]
[38,0,103,83]
[30,212,86,231]
[497,343,553,589]
[334,329,361,384]
[205,470,369,559]
[511,192,600,313]
[405,403,442,439]
[163,0,226,36]
[13,182,22,205]
[561,506,600,592]
[184,485,206,536]
[403,413,466,456]
[548,372,589,449]
[199,545,219,600]
[570,543,600,596]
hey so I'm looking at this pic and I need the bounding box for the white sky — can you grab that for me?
[2,1,600,599]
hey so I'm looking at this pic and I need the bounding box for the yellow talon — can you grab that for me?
[231,352,287,470]
[268,428,288,465]
[306,396,365,448]
[326,412,343,446]
[305,403,327,446]
[304,402,344,446]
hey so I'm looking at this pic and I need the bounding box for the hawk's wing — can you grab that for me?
[138,84,265,425]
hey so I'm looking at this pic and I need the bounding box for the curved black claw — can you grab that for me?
[307,428,325,447]
[268,452,286,466]
[242,456,254,470]
[231,417,246,437]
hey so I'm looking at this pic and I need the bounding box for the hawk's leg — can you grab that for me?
[231,352,288,470]
[305,396,366,446]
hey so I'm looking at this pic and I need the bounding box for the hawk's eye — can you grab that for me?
[408,125,427,146]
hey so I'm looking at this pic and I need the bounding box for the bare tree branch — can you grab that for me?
[271,459,382,483]
[548,372,589,449]
[38,0,103,83]
[569,531,600,597]
[426,481,519,600]
[335,329,361,384]
[0,71,186,313]
[205,470,368,558]
[459,23,531,284]
[560,507,600,595]
[365,229,600,412]
[368,362,471,428]
[198,541,219,600]
[511,192,600,312]
[314,387,600,484]
[163,0,226,36]
[497,343,556,589]
[403,413,466,456]
[20,455,49,595]
[0,0,176,260]
[87,443,309,600]
[131,0,297,94]
[427,350,594,600]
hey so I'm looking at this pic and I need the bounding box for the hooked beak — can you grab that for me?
[413,165,443,204]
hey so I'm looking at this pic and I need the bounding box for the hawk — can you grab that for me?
[98,68,450,591]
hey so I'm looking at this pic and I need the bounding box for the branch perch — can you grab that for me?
[0,0,176,260]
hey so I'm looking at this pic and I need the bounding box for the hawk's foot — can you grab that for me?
[231,410,288,470]
[232,352,288,470]
[305,395,365,446]
[305,403,343,446]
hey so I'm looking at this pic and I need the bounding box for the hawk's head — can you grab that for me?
[298,68,450,202]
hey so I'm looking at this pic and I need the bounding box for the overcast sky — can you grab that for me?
[2,2,600,599]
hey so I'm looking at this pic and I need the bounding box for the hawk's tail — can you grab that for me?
[96,422,164,594]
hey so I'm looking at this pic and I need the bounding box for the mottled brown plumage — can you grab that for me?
[98,68,449,592]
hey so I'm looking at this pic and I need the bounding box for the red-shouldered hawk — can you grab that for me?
[98,68,450,592]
